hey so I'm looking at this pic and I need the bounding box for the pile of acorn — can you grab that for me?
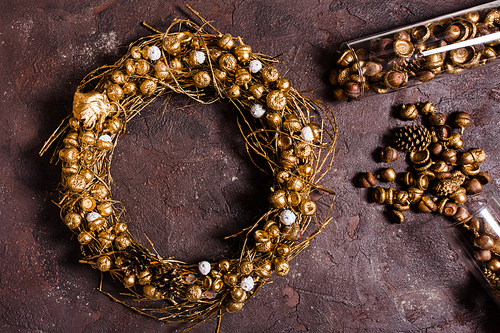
[356,101,490,225]
[329,7,500,100]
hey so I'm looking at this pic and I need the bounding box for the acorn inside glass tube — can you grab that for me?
[330,0,500,100]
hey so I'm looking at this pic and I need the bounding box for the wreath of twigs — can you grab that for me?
[40,6,337,331]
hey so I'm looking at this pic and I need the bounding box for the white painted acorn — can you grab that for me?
[148,46,161,61]
[279,209,296,225]
[249,60,262,73]
[198,260,211,276]
[195,51,206,65]
[240,275,254,291]
[250,104,266,118]
[87,211,101,222]
[300,126,314,142]
[97,134,113,150]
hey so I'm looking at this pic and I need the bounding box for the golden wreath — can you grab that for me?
[41,7,337,329]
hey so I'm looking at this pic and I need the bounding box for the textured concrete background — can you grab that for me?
[2,0,500,332]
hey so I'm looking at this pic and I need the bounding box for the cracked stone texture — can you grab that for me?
[2,0,500,332]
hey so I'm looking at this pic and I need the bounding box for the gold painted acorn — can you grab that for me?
[269,190,287,209]
[193,71,211,88]
[218,33,234,50]
[233,44,252,63]
[454,111,471,133]
[266,90,287,111]
[186,285,203,302]
[64,212,82,229]
[219,53,237,72]
[282,114,302,133]
[273,257,290,277]
[162,35,181,55]
[400,104,418,120]
[261,66,279,84]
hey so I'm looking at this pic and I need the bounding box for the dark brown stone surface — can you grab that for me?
[2,0,500,332]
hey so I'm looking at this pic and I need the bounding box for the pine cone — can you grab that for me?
[432,172,466,196]
[393,125,431,152]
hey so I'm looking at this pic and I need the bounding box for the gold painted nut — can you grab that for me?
[414,173,429,191]
[372,186,386,204]
[419,170,435,181]
[385,187,395,205]
[393,203,410,212]
[266,90,287,111]
[413,159,433,172]
[394,190,409,205]
[436,197,449,215]
[409,149,430,165]
[400,172,414,187]
[389,210,405,224]
[430,160,449,174]
[253,229,270,243]
[411,25,430,42]
[450,46,474,65]
[469,148,486,163]
[449,187,467,205]
[380,168,397,182]
[337,49,355,67]
[393,39,414,58]
[461,163,480,176]
[408,186,424,204]
[418,195,437,213]
[399,104,419,120]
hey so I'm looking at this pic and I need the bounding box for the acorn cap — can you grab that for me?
[393,40,414,58]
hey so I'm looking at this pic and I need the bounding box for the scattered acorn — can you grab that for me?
[380,168,397,182]
[358,172,377,188]
[380,146,399,162]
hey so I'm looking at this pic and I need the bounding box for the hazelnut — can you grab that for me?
[343,82,361,99]
[436,125,452,141]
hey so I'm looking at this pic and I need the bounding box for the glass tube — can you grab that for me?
[438,191,500,307]
[330,1,500,100]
